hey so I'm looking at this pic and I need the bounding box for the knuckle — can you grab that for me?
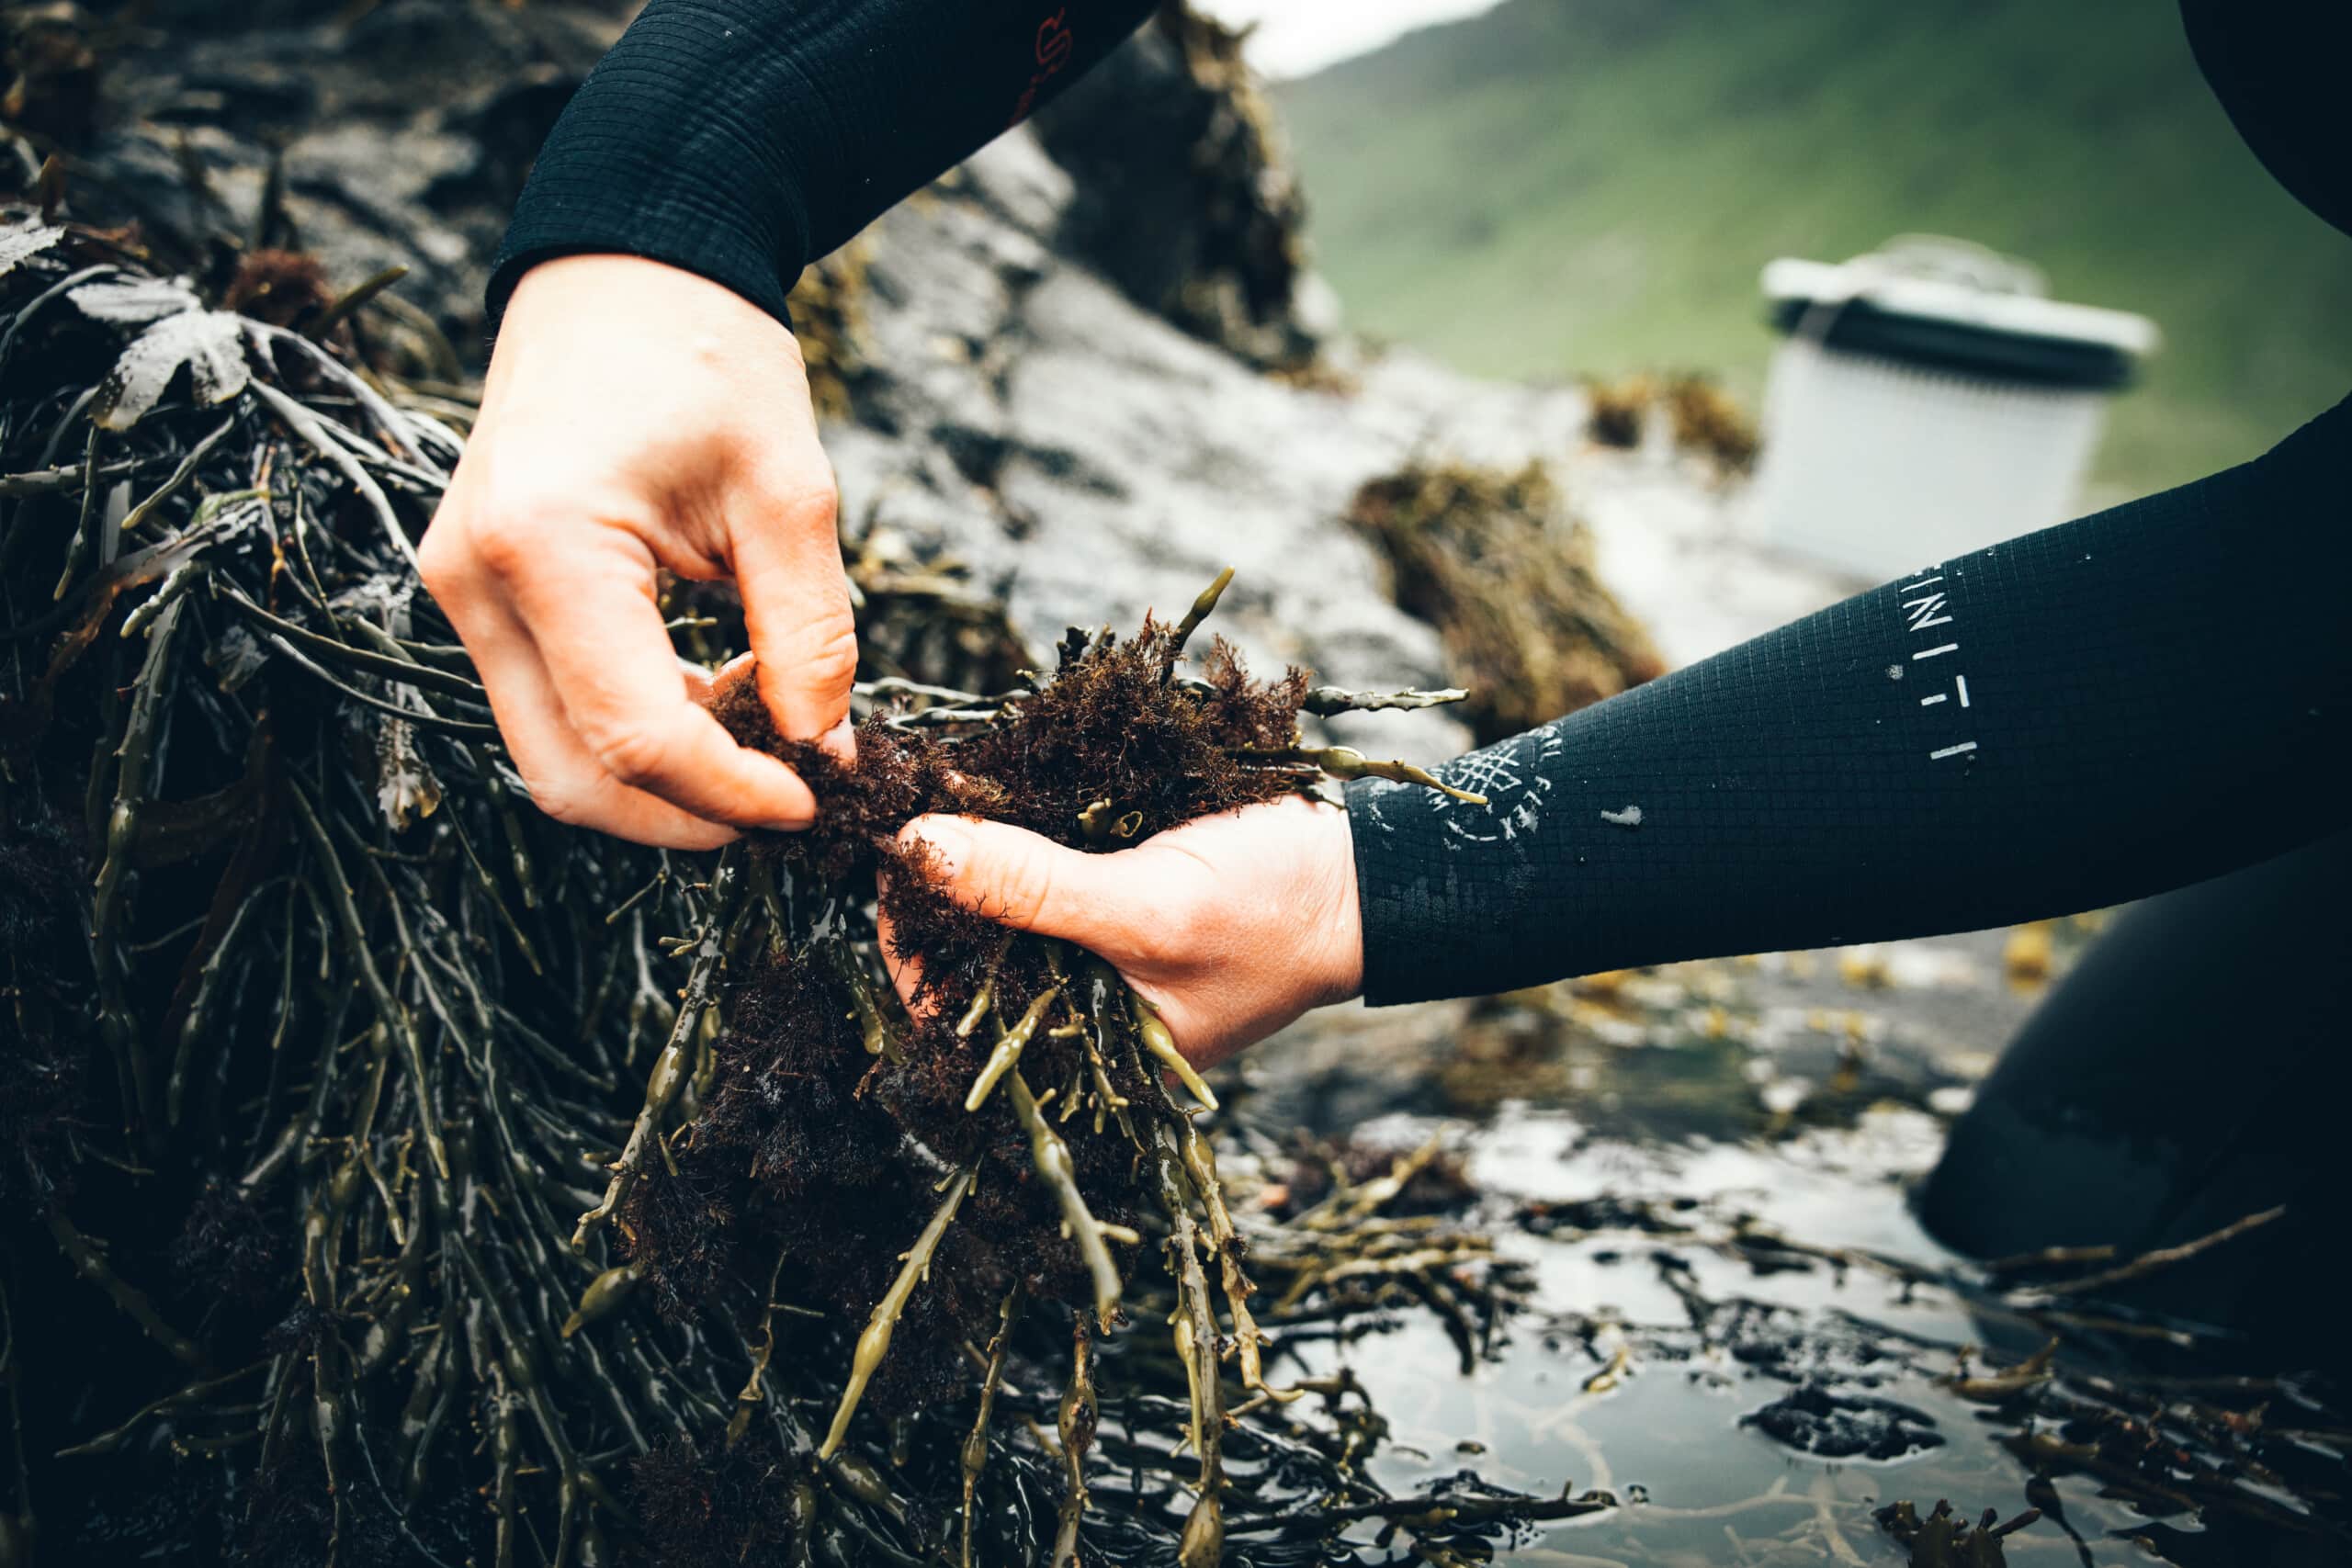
[468,511,557,581]
[516,771,590,828]
[790,478,841,529]
[793,617,861,690]
[750,487,841,550]
[586,720,678,792]
[415,522,460,593]
[745,458,839,525]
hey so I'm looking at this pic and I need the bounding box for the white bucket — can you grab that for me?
[1744,238,2159,581]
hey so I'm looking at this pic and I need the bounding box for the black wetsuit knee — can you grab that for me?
[1920,832,2352,1370]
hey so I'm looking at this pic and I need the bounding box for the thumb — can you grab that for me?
[898,815,1125,947]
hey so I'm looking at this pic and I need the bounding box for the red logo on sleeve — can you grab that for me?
[1009,8,1075,125]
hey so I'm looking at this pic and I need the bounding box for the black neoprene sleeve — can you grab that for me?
[1347,396,2352,1005]
[486,0,1157,325]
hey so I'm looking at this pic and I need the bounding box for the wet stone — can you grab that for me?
[1741,1381,1948,1461]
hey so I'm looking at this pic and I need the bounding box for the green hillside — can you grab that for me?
[1275,0,2352,494]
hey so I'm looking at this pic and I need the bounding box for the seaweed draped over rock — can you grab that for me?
[0,206,1568,1567]
[1348,459,1667,745]
[1034,1,1317,373]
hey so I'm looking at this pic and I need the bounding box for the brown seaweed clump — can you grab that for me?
[591,579,1488,1562]
[1349,459,1668,744]
[1582,372,1760,472]
[1873,1499,2042,1568]
[1584,373,1654,449]
[220,248,334,330]
[1662,371,1761,473]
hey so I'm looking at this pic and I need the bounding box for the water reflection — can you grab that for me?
[1238,927,2346,1565]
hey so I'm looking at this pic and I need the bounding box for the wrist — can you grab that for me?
[482,255,806,422]
[501,254,792,340]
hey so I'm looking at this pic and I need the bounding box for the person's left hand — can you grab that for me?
[883,795,1363,1069]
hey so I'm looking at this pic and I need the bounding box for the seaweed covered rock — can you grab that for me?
[1741,1380,1947,1461]
[1348,459,1667,744]
[2,1,100,144]
[0,5,1718,1560]
[11,0,625,344]
[1032,0,1319,371]
[0,201,1563,1564]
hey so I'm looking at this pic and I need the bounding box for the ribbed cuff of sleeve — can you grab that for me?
[486,227,798,336]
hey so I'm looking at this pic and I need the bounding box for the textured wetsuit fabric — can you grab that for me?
[2177,0,2352,242]
[487,0,1157,326]
[1347,398,2351,1003]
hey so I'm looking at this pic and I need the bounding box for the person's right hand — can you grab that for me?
[420,254,856,849]
[885,795,1365,1071]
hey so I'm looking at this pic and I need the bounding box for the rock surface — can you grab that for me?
[1742,1380,1948,1461]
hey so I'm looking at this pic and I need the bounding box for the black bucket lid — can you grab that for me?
[1762,238,2160,390]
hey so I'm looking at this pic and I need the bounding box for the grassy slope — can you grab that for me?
[1275,0,2352,493]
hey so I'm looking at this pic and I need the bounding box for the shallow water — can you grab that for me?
[1237,925,2349,1566]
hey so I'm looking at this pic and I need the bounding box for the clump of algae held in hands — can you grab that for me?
[594,570,1477,1563]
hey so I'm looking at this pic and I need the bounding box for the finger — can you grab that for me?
[729,484,858,747]
[897,815,1131,949]
[428,564,741,849]
[494,524,820,830]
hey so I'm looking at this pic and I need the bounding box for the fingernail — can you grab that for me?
[710,652,758,700]
[754,761,819,832]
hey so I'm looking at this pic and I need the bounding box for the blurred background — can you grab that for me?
[1207,0,2352,501]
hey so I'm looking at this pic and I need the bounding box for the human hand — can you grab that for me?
[886,795,1363,1069]
[420,255,856,848]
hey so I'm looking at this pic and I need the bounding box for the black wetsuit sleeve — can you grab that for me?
[1348,395,2352,1005]
[486,0,1158,326]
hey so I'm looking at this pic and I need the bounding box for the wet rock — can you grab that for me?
[1741,1381,1946,1460]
